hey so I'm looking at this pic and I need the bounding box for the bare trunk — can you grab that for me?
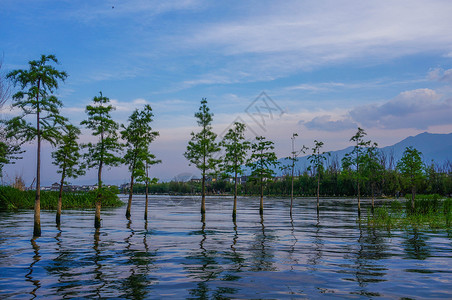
[290,161,294,217]
[371,181,375,213]
[317,172,320,213]
[95,161,102,229]
[56,168,65,225]
[233,170,237,220]
[411,185,415,211]
[259,178,264,215]
[144,178,149,220]
[201,172,206,215]
[126,174,134,218]
[34,87,41,238]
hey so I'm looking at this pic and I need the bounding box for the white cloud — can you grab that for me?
[176,0,452,85]
[302,115,357,131]
[349,88,452,129]
[428,68,452,83]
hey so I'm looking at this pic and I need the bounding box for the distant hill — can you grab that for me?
[272,132,452,175]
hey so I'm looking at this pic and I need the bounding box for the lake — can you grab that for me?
[1,195,451,299]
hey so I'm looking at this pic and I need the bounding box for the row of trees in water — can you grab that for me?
[1,55,450,238]
[0,55,160,237]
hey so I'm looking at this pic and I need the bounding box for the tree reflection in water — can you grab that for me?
[249,215,276,272]
[25,237,41,299]
[403,228,431,260]
[351,216,389,297]
[120,218,157,299]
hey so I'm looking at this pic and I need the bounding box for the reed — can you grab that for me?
[366,195,452,230]
[0,186,123,210]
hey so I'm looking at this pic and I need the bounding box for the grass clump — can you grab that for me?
[367,195,452,230]
[0,186,124,210]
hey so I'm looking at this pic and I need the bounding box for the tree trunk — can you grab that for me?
[56,168,66,226]
[233,170,237,220]
[357,179,361,215]
[34,98,41,238]
[126,174,134,218]
[145,179,149,220]
[290,162,294,217]
[371,181,375,213]
[259,178,264,215]
[95,161,102,229]
[411,185,415,211]
[201,172,206,215]
[317,172,320,213]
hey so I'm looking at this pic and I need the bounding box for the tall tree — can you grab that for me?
[342,127,371,214]
[308,140,329,213]
[51,124,85,225]
[184,98,220,215]
[286,133,308,216]
[361,142,383,212]
[5,54,67,237]
[220,122,250,220]
[121,104,160,219]
[81,92,123,228]
[397,146,424,211]
[247,136,279,215]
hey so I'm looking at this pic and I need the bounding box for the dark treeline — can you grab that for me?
[126,158,452,198]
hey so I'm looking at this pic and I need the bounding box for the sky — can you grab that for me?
[1,0,452,186]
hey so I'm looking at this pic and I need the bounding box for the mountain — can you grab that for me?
[273,132,452,175]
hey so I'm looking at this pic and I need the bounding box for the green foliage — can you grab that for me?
[0,186,123,210]
[5,54,67,146]
[81,91,123,185]
[366,195,452,230]
[52,124,85,181]
[184,98,221,177]
[397,146,425,196]
[247,136,280,187]
[120,104,161,183]
[220,122,250,178]
[308,140,329,175]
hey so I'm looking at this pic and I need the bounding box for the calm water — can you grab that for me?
[0,195,451,299]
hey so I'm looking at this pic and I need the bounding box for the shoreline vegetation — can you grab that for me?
[0,186,123,210]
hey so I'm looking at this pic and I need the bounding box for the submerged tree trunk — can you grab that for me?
[144,180,149,220]
[290,162,294,217]
[259,178,264,215]
[201,172,206,215]
[233,170,238,220]
[371,182,375,213]
[357,180,361,215]
[126,174,134,219]
[34,101,41,237]
[95,161,103,229]
[56,168,66,226]
[316,172,320,213]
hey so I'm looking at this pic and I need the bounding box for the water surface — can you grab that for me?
[0,196,451,299]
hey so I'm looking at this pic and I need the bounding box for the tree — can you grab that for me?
[361,142,383,212]
[81,92,123,228]
[247,136,279,215]
[308,140,329,213]
[184,98,220,215]
[121,104,161,219]
[5,54,67,237]
[397,146,424,211]
[220,122,250,220]
[342,127,371,214]
[51,124,85,225]
[287,133,308,216]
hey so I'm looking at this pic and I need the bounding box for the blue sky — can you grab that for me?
[1,0,452,185]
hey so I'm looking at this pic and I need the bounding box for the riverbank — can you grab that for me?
[0,186,124,210]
